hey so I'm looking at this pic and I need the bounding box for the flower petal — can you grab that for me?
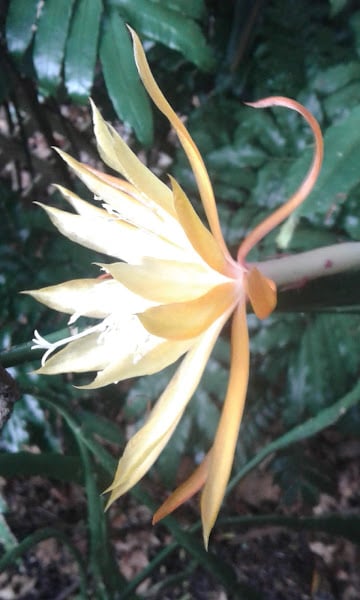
[237,96,323,261]
[35,330,110,374]
[130,29,230,257]
[90,99,174,215]
[81,336,191,389]
[35,315,166,379]
[56,148,174,238]
[152,452,211,524]
[170,177,228,274]
[37,201,190,263]
[56,185,195,261]
[24,278,148,320]
[138,282,238,340]
[100,258,227,303]
[84,166,151,203]
[105,312,228,506]
[245,267,277,319]
[201,302,249,549]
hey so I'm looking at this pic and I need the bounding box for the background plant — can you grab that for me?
[0,0,360,598]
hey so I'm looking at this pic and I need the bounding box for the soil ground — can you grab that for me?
[0,431,359,599]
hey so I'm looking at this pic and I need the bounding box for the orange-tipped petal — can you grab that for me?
[201,302,249,548]
[85,166,143,200]
[152,452,211,524]
[245,267,277,319]
[101,259,225,303]
[138,283,237,340]
[170,177,227,274]
[237,96,324,261]
[129,28,230,257]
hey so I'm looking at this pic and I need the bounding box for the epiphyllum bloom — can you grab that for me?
[27,30,323,547]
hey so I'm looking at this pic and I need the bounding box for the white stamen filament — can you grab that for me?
[32,324,104,366]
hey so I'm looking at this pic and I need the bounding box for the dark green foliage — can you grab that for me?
[271,448,335,506]
[64,0,103,102]
[4,0,214,143]
[99,9,153,144]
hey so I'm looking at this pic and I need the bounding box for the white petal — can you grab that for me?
[56,149,178,240]
[106,309,230,503]
[25,278,149,319]
[36,330,111,374]
[36,313,185,382]
[38,202,193,263]
[82,335,191,389]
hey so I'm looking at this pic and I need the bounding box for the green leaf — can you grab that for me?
[285,105,360,227]
[0,452,83,484]
[80,410,124,445]
[271,449,335,506]
[313,61,360,95]
[77,439,123,596]
[285,313,360,421]
[323,81,360,121]
[221,514,360,545]
[159,0,205,19]
[33,0,75,95]
[99,10,153,145]
[329,0,348,16]
[342,188,360,240]
[5,0,39,58]
[350,11,360,58]
[64,0,103,101]
[0,497,17,554]
[108,0,215,70]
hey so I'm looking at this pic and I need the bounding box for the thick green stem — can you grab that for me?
[0,328,71,368]
[254,242,360,288]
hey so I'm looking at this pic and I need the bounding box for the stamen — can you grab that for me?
[32,324,104,366]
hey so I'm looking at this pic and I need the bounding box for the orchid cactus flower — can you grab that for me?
[26,30,323,547]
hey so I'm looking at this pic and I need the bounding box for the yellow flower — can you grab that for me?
[26,30,323,547]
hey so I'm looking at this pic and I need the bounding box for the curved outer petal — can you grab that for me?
[138,282,238,340]
[105,310,231,506]
[90,100,175,216]
[80,336,192,389]
[100,259,228,303]
[170,177,228,274]
[55,148,181,241]
[35,331,114,374]
[130,29,231,259]
[54,186,108,219]
[35,315,175,379]
[56,185,197,262]
[37,202,192,264]
[82,166,142,198]
[245,267,277,319]
[23,278,150,320]
[152,452,211,524]
[201,301,249,548]
[237,96,323,261]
